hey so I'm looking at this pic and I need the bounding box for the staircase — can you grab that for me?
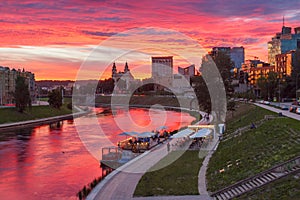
[211,156,300,200]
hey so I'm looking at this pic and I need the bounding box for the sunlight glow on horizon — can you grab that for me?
[1,1,299,80]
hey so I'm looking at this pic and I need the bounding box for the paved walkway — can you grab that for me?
[91,142,168,200]
[90,139,213,200]
[88,112,215,200]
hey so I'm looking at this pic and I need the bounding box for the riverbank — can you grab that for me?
[0,105,87,131]
[95,95,199,111]
[206,102,300,194]
[86,106,207,200]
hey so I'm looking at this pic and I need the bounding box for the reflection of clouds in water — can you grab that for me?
[75,107,196,160]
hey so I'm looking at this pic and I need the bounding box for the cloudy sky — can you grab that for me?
[0,0,299,80]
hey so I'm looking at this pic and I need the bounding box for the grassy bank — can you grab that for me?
[206,103,300,192]
[0,104,72,124]
[225,103,275,134]
[96,95,200,124]
[95,95,196,108]
[235,174,300,200]
[134,150,203,196]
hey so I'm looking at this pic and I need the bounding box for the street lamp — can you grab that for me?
[296,73,300,101]
[278,79,281,107]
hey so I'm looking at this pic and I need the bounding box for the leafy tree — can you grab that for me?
[14,76,31,113]
[257,72,279,100]
[291,49,300,97]
[227,100,236,117]
[198,52,234,123]
[48,88,63,109]
[101,78,114,93]
[191,76,211,114]
[257,76,268,99]
[202,51,235,97]
[267,71,279,100]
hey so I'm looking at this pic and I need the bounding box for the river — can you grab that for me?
[0,107,195,200]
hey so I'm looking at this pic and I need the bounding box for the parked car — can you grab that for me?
[280,104,289,110]
[258,100,264,104]
[296,107,300,114]
[290,105,298,113]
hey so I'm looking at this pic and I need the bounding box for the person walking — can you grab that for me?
[167,142,170,152]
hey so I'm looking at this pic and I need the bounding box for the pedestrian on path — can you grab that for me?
[167,142,170,152]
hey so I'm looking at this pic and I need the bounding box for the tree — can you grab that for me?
[202,51,235,97]
[48,88,63,109]
[267,71,279,100]
[227,100,236,117]
[14,76,31,113]
[257,76,268,100]
[199,52,234,123]
[257,72,279,100]
[191,76,211,114]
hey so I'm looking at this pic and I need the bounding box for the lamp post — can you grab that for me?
[278,79,281,108]
[296,73,300,101]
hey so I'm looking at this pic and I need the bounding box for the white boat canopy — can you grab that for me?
[171,128,194,138]
[136,132,156,138]
[190,128,212,138]
[118,132,139,136]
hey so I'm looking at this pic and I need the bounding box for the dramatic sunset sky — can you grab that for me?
[0,0,299,80]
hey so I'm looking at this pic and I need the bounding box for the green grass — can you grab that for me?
[225,103,276,134]
[235,174,300,200]
[134,150,203,196]
[206,105,300,192]
[38,97,49,101]
[0,104,72,124]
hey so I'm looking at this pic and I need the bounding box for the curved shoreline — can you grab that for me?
[86,106,206,200]
[0,104,201,132]
[0,106,87,132]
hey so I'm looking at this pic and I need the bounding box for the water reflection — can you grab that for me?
[0,107,195,200]
[49,121,64,131]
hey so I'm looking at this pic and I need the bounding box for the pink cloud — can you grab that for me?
[0,0,299,79]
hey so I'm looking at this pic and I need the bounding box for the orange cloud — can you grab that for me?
[0,1,299,80]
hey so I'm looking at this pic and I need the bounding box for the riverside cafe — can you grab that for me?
[170,125,216,150]
[117,131,156,153]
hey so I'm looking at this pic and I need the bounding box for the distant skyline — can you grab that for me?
[0,0,300,80]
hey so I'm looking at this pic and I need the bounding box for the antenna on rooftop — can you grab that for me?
[283,15,285,27]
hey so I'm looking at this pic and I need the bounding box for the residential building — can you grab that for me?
[249,63,274,86]
[0,66,36,105]
[275,50,295,79]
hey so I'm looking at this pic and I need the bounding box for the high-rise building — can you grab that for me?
[231,47,245,69]
[210,46,245,68]
[151,56,173,89]
[268,26,300,65]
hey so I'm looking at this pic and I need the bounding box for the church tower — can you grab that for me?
[112,62,117,77]
[124,62,129,73]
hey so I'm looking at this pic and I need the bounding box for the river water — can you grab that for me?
[0,107,195,200]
